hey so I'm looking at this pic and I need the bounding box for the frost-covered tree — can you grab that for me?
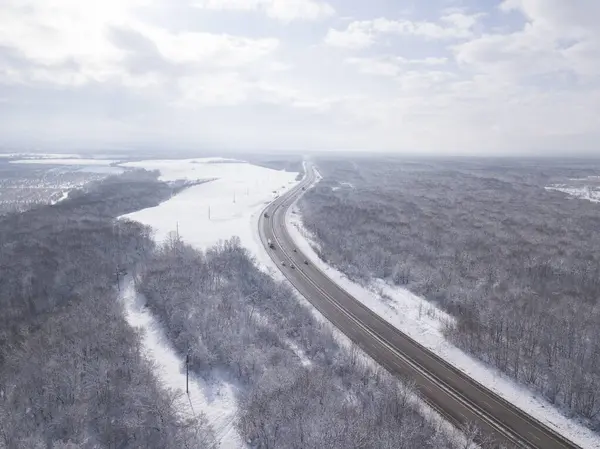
[0,171,214,448]
[138,236,485,449]
[298,157,600,430]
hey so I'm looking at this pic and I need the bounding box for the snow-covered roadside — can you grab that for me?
[287,176,600,449]
[119,276,242,448]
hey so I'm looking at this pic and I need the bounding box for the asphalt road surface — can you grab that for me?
[259,164,583,449]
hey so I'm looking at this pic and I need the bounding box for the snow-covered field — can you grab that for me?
[546,176,600,203]
[121,158,298,266]
[288,172,600,449]
[119,157,299,448]
[546,184,600,203]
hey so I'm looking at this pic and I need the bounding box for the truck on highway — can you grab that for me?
[267,238,275,249]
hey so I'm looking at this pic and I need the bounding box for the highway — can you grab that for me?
[258,165,583,449]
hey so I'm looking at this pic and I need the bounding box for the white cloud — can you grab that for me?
[0,1,125,70]
[346,55,447,77]
[440,12,482,32]
[454,0,600,82]
[193,0,334,21]
[178,72,251,106]
[325,13,481,49]
[329,2,600,153]
[139,27,279,67]
[324,23,375,49]
[500,0,600,37]
[0,0,598,155]
[0,0,280,91]
[498,0,600,80]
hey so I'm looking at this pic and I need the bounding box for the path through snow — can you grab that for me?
[120,276,243,448]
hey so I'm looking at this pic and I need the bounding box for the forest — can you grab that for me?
[0,170,214,448]
[137,235,495,448]
[1,161,516,448]
[299,157,600,431]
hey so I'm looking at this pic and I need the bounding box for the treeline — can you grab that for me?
[0,170,214,448]
[59,169,206,218]
[299,157,600,430]
[137,235,486,449]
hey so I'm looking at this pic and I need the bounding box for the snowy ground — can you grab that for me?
[119,157,300,448]
[119,276,242,448]
[546,175,600,203]
[121,158,298,267]
[287,170,600,449]
[546,184,600,203]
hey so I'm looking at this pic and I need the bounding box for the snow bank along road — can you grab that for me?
[259,165,582,449]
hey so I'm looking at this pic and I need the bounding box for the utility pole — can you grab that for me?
[176,221,179,240]
[114,221,122,291]
[186,353,190,394]
[208,205,211,220]
[233,191,236,203]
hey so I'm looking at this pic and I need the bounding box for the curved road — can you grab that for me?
[259,165,582,449]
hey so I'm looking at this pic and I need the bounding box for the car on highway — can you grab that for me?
[290,264,295,269]
[304,260,308,265]
[281,261,286,266]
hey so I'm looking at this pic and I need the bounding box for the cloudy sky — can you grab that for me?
[0,0,599,155]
